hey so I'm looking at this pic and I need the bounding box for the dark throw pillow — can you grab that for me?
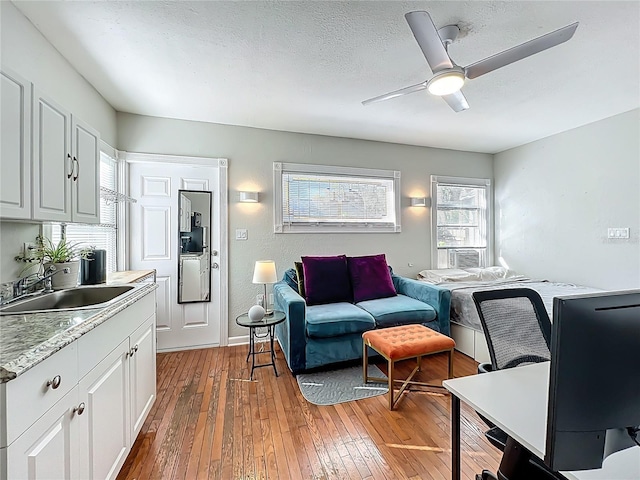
[302,255,352,305]
[294,261,306,298]
[347,254,397,303]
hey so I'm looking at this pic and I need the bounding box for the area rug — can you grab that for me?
[296,364,388,406]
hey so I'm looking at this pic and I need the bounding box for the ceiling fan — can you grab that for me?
[362,11,578,112]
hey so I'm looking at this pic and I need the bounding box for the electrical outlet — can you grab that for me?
[607,227,630,239]
[256,294,264,305]
[235,229,248,240]
[269,293,274,306]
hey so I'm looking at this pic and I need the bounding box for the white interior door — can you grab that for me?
[128,158,226,351]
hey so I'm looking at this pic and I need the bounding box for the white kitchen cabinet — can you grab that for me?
[77,338,130,480]
[71,117,100,224]
[129,318,156,439]
[0,290,157,480]
[6,386,80,480]
[0,67,31,219]
[32,88,73,222]
[32,88,101,224]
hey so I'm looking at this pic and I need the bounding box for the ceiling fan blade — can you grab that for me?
[405,11,453,73]
[464,22,578,79]
[361,81,427,105]
[442,90,470,112]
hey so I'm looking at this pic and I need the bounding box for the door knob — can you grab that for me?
[212,262,219,269]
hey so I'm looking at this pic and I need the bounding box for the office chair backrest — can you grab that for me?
[472,288,552,370]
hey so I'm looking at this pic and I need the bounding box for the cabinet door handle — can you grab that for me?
[127,345,139,358]
[212,262,219,269]
[73,403,86,416]
[72,157,79,181]
[66,154,74,179]
[46,375,62,390]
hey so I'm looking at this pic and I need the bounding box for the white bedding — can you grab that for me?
[421,277,602,331]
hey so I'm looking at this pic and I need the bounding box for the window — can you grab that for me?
[274,162,401,233]
[431,175,492,269]
[51,152,119,273]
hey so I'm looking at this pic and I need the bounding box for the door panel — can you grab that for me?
[129,161,222,351]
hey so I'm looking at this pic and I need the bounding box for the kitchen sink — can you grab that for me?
[0,285,135,315]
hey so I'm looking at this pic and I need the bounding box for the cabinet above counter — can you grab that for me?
[0,67,101,224]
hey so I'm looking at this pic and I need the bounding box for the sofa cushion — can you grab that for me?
[302,255,352,305]
[357,294,437,328]
[305,302,375,339]
[347,254,397,303]
[282,268,299,291]
[294,261,306,297]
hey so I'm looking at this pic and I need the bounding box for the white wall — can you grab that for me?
[117,112,493,337]
[0,222,40,283]
[494,109,640,290]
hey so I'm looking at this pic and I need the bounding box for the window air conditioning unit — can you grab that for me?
[449,249,481,268]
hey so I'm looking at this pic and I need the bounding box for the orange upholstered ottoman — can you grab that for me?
[362,324,456,410]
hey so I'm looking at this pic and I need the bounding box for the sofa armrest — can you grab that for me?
[273,281,307,373]
[392,275,452,336]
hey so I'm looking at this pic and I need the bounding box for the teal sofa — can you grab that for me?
[274,270,451,374]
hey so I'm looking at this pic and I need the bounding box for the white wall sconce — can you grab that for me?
[410,197,427,207]
[239,191,259,203]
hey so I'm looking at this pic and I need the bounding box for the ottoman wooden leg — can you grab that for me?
[388,358,394,410]
[363,339,369,383]
[448,348,454,379]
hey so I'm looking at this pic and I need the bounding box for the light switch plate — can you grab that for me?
[235,229,248,240]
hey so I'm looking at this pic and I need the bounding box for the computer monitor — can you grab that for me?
[545,289,640,471]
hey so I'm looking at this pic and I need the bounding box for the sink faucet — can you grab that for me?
[12,266,71,297]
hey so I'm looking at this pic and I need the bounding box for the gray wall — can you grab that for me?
[494,109,640,290]
[117,112,493,337]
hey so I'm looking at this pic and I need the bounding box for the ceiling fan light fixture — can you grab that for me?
[427,68,465,96]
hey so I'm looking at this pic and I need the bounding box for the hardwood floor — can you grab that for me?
[117,344,501,480]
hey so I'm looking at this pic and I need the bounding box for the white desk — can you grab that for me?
[443,362,640,480]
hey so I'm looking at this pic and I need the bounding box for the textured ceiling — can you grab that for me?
[13,1,640,153]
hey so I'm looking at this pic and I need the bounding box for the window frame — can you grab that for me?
[273,162,401,234]
[430,175,493,269]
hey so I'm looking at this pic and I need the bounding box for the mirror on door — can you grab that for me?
[178,190,212,303]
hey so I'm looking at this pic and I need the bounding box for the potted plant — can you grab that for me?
[33,235,92,290]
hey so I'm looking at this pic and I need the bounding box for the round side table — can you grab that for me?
[235,311,286,380]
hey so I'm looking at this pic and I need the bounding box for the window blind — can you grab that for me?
[274,163,401,233]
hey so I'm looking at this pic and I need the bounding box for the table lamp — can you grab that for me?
[252,260,277,315]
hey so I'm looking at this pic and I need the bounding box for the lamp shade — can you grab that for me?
[252,260,277,284]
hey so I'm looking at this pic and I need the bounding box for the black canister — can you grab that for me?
[80,249,107,285]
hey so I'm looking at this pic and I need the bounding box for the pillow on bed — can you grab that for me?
[417,268,480,284]
[466,266,520,281]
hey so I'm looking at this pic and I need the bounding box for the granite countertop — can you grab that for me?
[0,282,158,383]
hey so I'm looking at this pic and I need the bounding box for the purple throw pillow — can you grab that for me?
[347,254,397,303]
[302,255,352,305]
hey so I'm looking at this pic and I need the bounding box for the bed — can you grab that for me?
[417,267,602,362]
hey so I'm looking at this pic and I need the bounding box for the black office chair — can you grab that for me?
[472,288,565,480]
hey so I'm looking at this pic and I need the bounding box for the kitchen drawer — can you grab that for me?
[77,292,155,379]
[2,342,78,447]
